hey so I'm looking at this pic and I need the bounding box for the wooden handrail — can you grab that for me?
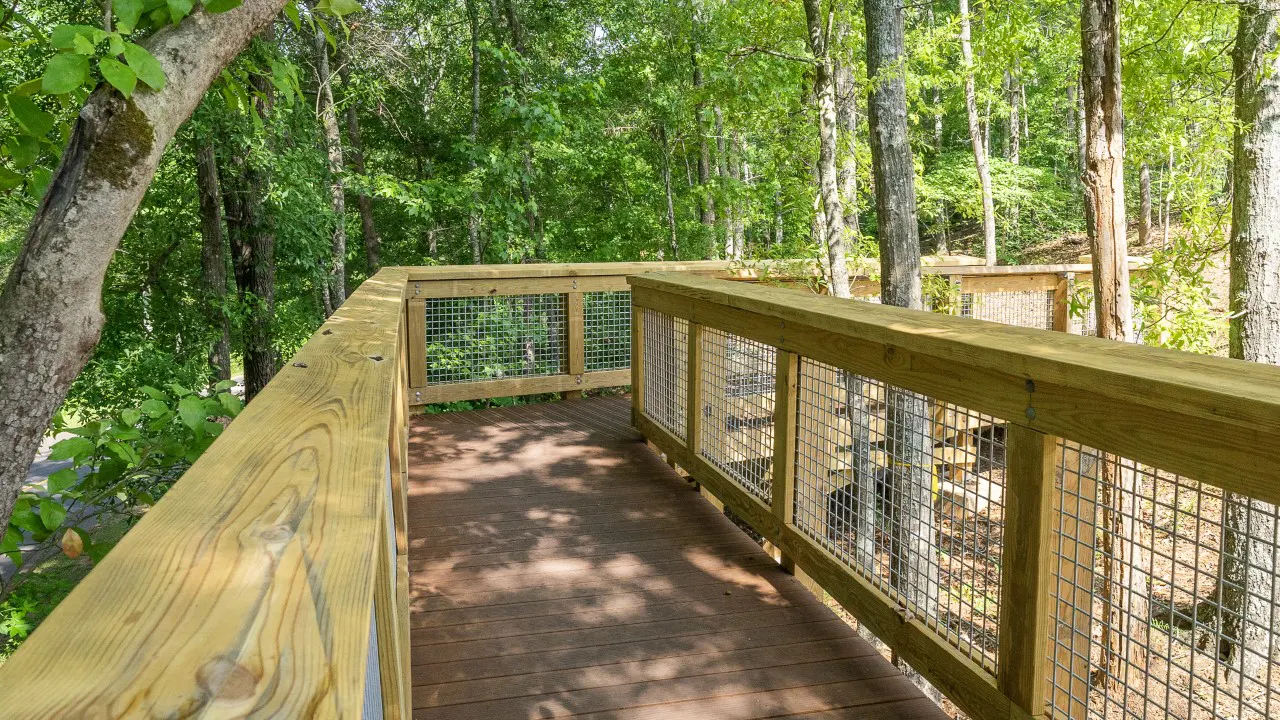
[629,272,1280,503]
[0,268,413,718]
[628,272,1280,720]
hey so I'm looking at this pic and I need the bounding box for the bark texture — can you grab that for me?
[1224,0,1280,684]
[466,0,483,263]
[959,0,997,266]
[0,0,290,534]
[336,43,380,273]
[315,26,346,312]
[195,138,231,382]
[802,0,849,298]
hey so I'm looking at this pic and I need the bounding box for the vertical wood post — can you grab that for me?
[686,322,704,455]
[771,350,799,571]
[631,305,645,426]
[1053,272,1073,333]
[997,424,1057,718]
[375,496,410,720]
[407,297,427,401]
[565,291,585,399]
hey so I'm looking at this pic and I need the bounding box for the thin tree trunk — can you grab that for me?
[731,131,746,258]
[336,43,380,273]
[315,25,346,312]
[659,125,679,260]
[1163,145,1174,246]
[865,0,937,702]
[714,105,730,260]
[502,0,543,260]
[0,0,290,534]
[691,9,716,257]
[1223,0,1280,686]
[772,188,783,248]
[802,0,849,297]
[928,4,943,152]
[466,0,483,264]
[1139,162,1152,246]
[1007,68,1021,241]
[1081,0,1147,693]
[1066,83,1078,176]
[835,23,861,245]
[959,0,997,265]
[196,137,231,382]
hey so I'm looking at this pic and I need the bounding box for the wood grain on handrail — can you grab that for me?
[0,268,411,718]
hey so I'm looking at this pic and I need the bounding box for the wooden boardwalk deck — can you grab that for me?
[407,395,950,720]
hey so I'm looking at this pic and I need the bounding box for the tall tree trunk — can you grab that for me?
[1138,162,1152,246]
[714,106,732,260]
[466,0,483,264]
[1007,68,1021,242]
[195,137,231,382]
[730,131,746,258]
[315,26,346,312]
[959,0,997,266]
[1066,83,1079,177]
[928,4,944,152]
[225,64,278,403]
[0,0,290,534]
[1163,145,1173,246]
[659,125,679,260]
[802,0,849,298]
[691,9,716,257]
[1081,0,1147,693]
[835,23,861,246]
[1223,0,1280,686]
[865,0,937,702]
[502,0,543,260]
[336,43,380,273]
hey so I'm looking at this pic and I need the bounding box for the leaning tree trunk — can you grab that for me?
[195,137,231,382]
[315,25,346,312]
[959,0,997,266]
[1081,0,1148,693]
[336,43,380,273]
[1223,0,1280,686]
[0,0,291,535]
[802,0,849,298]
[865,0,938,701]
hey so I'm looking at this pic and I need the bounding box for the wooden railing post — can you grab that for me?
[686,322,704,456]
[631,305,645,427]
[771,351,799,570]
[997,424,1057,718]
[1053,272,1072,333]
[407,297,427,404]
[565,291,585,399]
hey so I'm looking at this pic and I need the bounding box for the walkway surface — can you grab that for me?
[406,395,950,720]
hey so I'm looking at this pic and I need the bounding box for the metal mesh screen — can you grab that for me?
[641,309,687,440]
[962,290,1055,330]
[424,295,566,385]
[584,291,631,372]
[1048,445,1280,720]
[698,329,776,502]
[793,358,1007,671]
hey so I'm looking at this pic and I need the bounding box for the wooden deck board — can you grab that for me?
[408,395,949,719]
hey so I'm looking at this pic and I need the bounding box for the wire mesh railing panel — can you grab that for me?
[961,290,1055,330]
[698,329,776,503]
[793,358,1007,671]
[424,294,567,385]
[1048,445,1280,720]
[641,309,687,440]
[584,291,631,372]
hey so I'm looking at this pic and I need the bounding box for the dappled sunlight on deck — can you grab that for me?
[405,395,947,719]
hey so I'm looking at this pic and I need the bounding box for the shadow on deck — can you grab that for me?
[407,395,949,719]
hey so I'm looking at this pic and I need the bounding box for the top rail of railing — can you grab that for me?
[0,268,415,718]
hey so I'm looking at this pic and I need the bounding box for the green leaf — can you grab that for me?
[99,57,137,97]
[120,408,141,426]
[106,441,140,465]
[115,0,145,33]
[177,395,207,432]
[8,135,40,167]
[50,25,105,51]
[168,382,193,397]
[7,95,54,137]
[0,166,22,191]
[283,0,300,28]
[42,53,90,95]
[167,0,194,23]
[204,0,243,12]
[140,398,168,417]
[11,79,43,97]
[218,393,243,417]
[10,501,41,535]
[72,34,96,55]
[108,33,126,57]
[49,436,94,462]
[1,526,22,553]
[324,0,362,16]
[124,43,165,90]
[47,468,79,494]
[27,166,51,199]
[39,498,67,531]
[214,379,236,391]
[140,385,168,401]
